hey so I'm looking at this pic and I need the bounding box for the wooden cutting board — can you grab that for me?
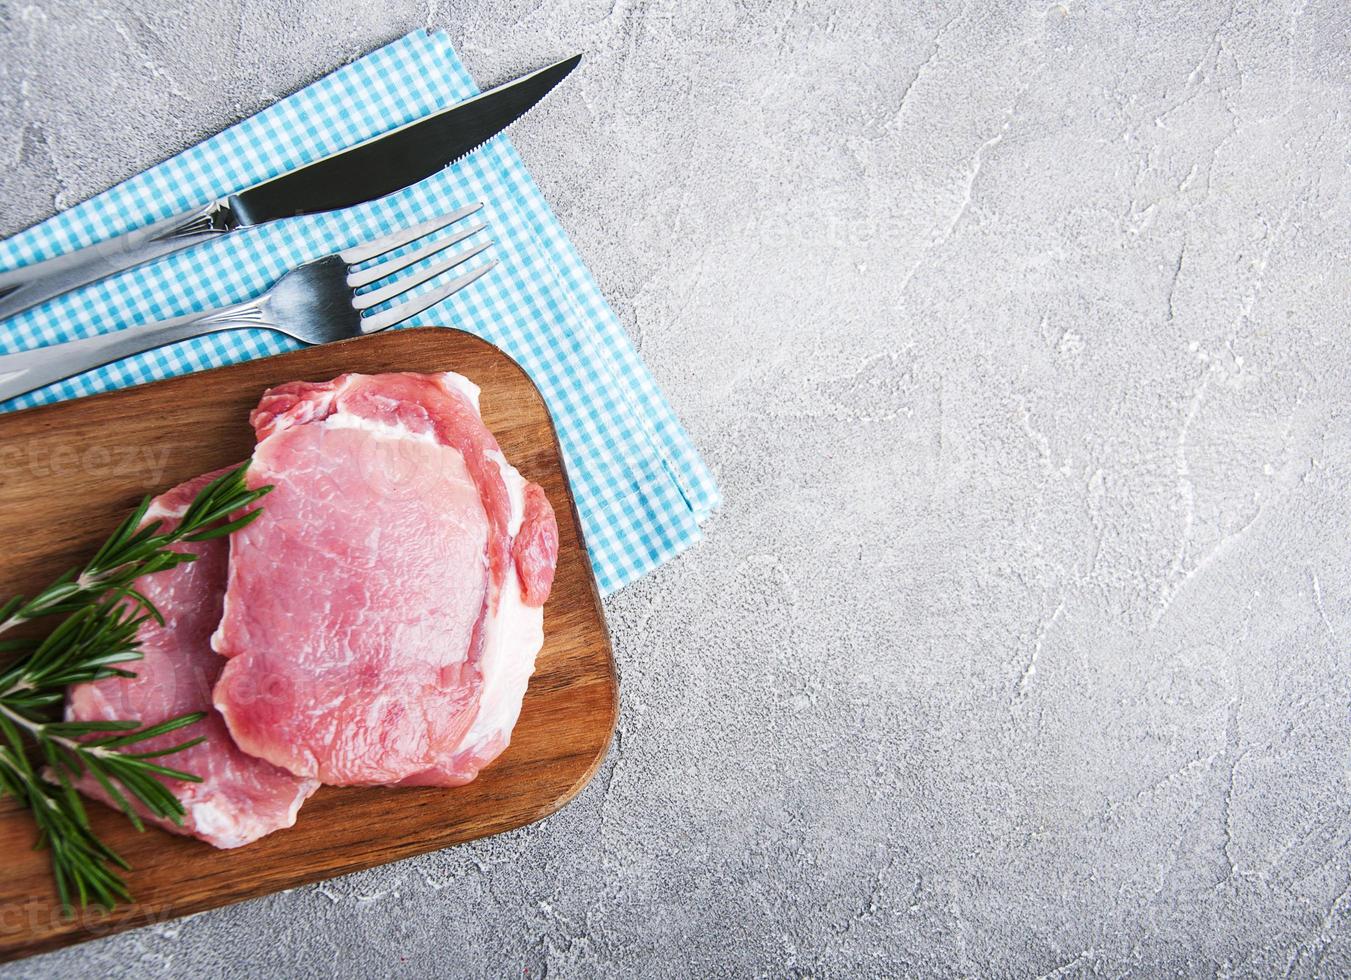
[0,328,617,961]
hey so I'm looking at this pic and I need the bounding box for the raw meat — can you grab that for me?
[212,372,559,787]
[66,472,319,849]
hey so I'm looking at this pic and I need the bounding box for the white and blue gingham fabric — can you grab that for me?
[0,31,719,595]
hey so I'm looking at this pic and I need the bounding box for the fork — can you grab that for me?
[0,203,497,402]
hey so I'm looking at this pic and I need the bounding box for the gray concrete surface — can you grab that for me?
[4,0,1351,975]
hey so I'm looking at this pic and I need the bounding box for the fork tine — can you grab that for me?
[351,240,494,310]
[360,260,499,333]
[346,221,487,288]
[338,203,483,264]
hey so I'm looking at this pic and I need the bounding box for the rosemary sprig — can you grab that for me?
[0,464,270,914]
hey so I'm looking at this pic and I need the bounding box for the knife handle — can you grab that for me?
[0,200,237,322]
[0,301,268,403]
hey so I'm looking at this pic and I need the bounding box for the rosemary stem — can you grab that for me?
[0,678,33,700]
[0,702,110,760]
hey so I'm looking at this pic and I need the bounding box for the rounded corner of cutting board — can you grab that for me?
[0,328,618,963]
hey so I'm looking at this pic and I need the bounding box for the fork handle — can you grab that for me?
[0,302,268,403]
[0,200,238,322]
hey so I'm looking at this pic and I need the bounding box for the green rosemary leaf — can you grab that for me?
[120,735,208,760]
[91,712,208,748]
[116,756,205,782]
[182,507,265,542]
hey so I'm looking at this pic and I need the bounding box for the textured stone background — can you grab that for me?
[4,0,1351,976]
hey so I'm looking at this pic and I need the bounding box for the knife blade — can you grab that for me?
[0,54,581,322]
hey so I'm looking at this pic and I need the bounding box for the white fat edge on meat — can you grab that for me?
[321,412,443,445]
[458,450,543,752]
[146,498,184,523]
[190,797,258,849]
[315,371,481,452]
[434,370,482,410]
[487,450,527,537]
[188,777,318,849]
[298,370,482,446]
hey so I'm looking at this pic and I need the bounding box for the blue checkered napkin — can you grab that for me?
[0,30,719,595]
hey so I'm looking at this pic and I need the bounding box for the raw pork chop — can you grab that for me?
[67,472,319,848]
[212,372,559,786]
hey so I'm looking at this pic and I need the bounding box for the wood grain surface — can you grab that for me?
[0,328,617,961]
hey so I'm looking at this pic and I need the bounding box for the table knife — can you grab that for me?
[0,54,581,322]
